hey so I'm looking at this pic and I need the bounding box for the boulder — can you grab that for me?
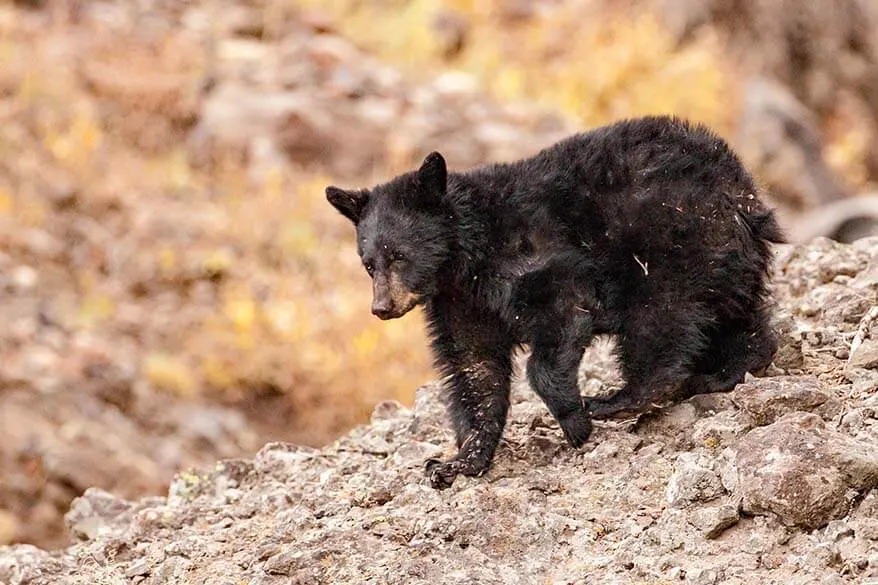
[730,375,835,426]
[722,412,878,529]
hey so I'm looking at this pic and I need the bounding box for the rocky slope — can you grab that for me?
[2,237,878,584]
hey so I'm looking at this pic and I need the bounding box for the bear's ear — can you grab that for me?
[326,186,369,224]
[417,151,447,199]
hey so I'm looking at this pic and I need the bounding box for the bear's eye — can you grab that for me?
[389,252,407,265]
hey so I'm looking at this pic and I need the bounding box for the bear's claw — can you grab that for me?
[425,458,460,490]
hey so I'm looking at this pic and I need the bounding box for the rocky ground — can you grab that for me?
[2,237,877,584]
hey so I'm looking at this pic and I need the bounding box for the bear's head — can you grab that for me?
[326,152,455,320]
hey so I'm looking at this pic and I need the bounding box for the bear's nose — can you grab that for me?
[372,300,393,319]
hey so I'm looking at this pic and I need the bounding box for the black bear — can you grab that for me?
[326,116,782,489]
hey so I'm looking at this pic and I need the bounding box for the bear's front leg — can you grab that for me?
[424,297,514,489]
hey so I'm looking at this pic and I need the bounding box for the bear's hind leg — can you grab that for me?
[588,303,710,419]
[526,338,593,448]
[678,312,778,398]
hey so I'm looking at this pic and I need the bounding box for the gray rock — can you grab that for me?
[692,410,755,450]
[6,172,878,584]
[723,412,878,528]
[125,559,151,578]
[844,306,878,392]
[848,338,878,370]
[263,550,307,576]
[688,502,741,539]
[146,556,193,585]
[730,375,832,425]
[64,488,134,541]
[666,452,725,508]
[770,310,804,370]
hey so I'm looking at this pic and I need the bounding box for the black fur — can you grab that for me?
[326,116,783,489]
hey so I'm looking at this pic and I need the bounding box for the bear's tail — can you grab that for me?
[742,207,786,244]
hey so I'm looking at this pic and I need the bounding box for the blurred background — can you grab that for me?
[1,0,877,548]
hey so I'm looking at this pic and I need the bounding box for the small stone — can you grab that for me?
[10,266,38,291]
[264,550,305,576]
[64,488,134,541]
[840,409,865,431]
[824,519,854,541]
[858,518,878,540]
[731,375,830,425]
[357,433,393,455]
[798,303,819,317]
[391,441,443,467]
[686,567,719,585]
[851,370,878,394]
[255,543,281,561]
[125,560,150,578]
[689,503,740,539]
[146,557,192,585]
[848,338,878,370]
[771,319,804,370]
[692,411,754,449]
[370,400,410,423]
[666,452,725,508]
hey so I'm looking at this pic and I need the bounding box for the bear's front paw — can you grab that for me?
[426,455,492,489]
[558,408,593,448]
[425,458,461,490]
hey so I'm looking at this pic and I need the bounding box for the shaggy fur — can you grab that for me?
[326,116,783,489]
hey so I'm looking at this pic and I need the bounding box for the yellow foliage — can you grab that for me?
[703,436,721,449]
[223,288,258,333]
[279,221,317,258]
[826,125,870,188]
[262,165,286,203]
[352,327,381,355]
[305,1,731,135]
[143,353,197,396]
[263,300,301,341]
[159,247,177,273]
[44,105,103,169]
[76,295,115,328]
[201,355,236,390]
[0,188,12,216]
[17,70,40,104]
[0,509,17,546]
[156,148,194,190]
[15,199,46,227]
[201,248,233,277]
